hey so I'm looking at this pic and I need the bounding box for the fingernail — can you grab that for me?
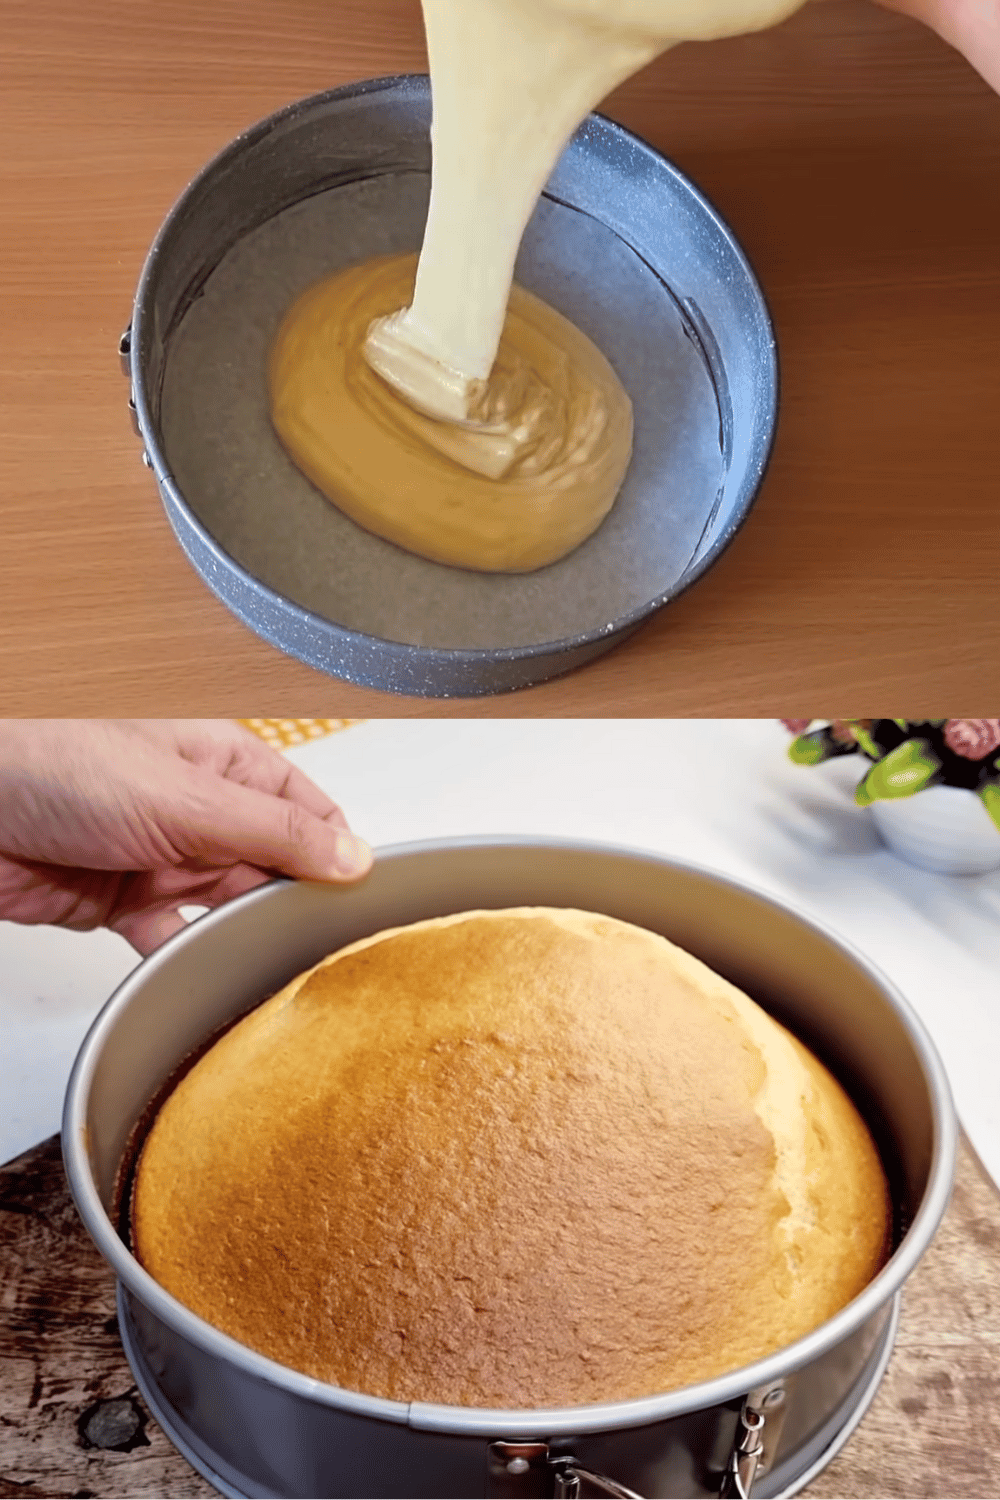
[330,832,372,878]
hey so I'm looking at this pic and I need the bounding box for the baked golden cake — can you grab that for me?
[132,908,891,1407]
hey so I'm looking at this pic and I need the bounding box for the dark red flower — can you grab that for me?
[943,719,1000,760]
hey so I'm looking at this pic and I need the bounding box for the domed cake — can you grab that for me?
[132,907,891,1408]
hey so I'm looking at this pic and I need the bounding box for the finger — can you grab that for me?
[148,720,352,828]
[125,862,276,909]
[171,769,373,883]
[114,907,190,956]
[108,865,273,953]
[190,862,275,905]
[0,857,122,932]
[874,0,1000,92]
[241,756,351,829]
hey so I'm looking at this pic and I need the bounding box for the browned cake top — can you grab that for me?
[133,908,890,1407]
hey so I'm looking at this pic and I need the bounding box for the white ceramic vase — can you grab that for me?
[870,784,1000,875]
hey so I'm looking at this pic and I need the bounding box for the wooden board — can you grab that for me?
[2,0,999,714]
[1,1133,998,1498]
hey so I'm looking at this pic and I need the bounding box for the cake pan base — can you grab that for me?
[117,1283,901,1500]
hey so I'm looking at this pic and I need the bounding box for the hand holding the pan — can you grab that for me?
[0,719,372,955]
[873,0,1000,92]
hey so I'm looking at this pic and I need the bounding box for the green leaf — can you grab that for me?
[788,732,832,765]
[854,772,875,807]
[980,784,1000,834]
[863,739,941,801]
[850,725,882,759]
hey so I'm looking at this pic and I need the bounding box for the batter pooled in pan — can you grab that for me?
[270,0,808,573]
[269,254,633,573]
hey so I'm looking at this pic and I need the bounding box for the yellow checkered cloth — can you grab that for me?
[239,719,361,750]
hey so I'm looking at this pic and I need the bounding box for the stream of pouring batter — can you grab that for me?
[364,0,805,447]
[270,0,806,572]
[363,0,670,459]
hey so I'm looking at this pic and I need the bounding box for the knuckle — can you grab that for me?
[281,800,313,854]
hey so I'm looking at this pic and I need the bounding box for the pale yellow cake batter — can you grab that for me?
[269,253,633,573]
[271,0,807,572]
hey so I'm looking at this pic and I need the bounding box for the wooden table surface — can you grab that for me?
[2,1132,998,1499]
[3,0,999,716]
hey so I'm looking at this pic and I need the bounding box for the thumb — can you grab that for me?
[175,770,373,882]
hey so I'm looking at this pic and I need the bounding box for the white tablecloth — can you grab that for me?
[2,720,998,1190]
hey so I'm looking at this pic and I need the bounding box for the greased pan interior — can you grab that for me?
[127,78,778,696]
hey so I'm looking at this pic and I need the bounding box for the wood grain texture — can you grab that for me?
[0,1135,216,1499]
[2,0,999,714]
[1,1133,998,1498]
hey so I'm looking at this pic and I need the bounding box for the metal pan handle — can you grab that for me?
[552,1459,643,1498]
[719,1381,790,1498]
[718,1407,765,1498]
[489,1443,643,1498]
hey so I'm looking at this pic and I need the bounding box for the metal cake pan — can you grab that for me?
[64,839,954,1498]
[123,76,779,697]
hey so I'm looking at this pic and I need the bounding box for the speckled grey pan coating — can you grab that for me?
[131,77,778,694]
[161,178,720,651]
